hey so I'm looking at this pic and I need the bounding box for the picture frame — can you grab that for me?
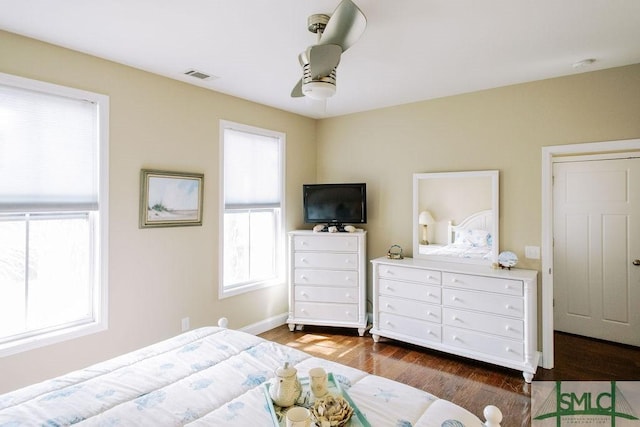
[139,169,204,228]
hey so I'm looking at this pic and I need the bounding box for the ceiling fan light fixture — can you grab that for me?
[302,81,336,100]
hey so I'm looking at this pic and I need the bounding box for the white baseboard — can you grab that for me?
[240,313,288,335]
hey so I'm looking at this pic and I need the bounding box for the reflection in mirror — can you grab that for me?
[413,170,499,265]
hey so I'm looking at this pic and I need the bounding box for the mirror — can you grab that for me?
[413,170,499,265]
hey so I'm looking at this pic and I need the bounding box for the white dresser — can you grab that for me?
[370,257,539,382]
[287,230,367,336]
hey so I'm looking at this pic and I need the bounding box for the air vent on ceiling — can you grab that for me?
[184,69,218,81]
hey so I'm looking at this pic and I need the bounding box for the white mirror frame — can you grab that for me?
[412,170,499,266]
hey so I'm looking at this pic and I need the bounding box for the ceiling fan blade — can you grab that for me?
[291,78,304,97]
[308,44,342,78]
[319,0,366,52]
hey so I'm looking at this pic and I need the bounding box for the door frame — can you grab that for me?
[541,138,640,369]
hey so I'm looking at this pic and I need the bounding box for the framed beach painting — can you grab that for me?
[140,169,204,228]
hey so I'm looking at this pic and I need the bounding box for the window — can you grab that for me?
[220,121,285,297]
[0,72,108,356]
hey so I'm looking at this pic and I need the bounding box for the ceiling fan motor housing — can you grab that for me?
[302,63,336,99]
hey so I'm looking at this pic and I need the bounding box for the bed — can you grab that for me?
[418,210,494,260]
[0,319,502,426]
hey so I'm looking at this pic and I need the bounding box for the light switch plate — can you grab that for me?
[525,246,540,259]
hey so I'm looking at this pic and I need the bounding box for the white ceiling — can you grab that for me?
[2,1,640,119]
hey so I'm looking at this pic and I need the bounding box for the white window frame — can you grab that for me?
[219,120,285,298]
[0,72,109,356]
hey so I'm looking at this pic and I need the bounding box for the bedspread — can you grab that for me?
[0,326,491,426]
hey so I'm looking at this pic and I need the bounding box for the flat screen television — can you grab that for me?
[303,183,367,230]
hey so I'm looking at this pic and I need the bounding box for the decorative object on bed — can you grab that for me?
[285,406,311,427]
[498,251,519,269]
[266,371,368,427]
[386,244,404,259]
[413,170,499,266]
[312,394,353,427]
[418,210,435,244]
[0,320,503,426]
[371,257,539,383]
[270,362,303,407]
[309,367,329,398]
[139,169,204,228]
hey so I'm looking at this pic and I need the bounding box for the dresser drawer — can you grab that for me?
[443,308,523,340]
[379,295,441,323]
[295,286,359,304]
[444,326,524,362]
[294,302,358,322]
[442,272,523,296]
[377,264,441,285]
[294,269,358,287]
[294,235,358,252]
[379,279,441,304]
[294,252,359,269]
[443,288,524,318]
[379,312,441,343]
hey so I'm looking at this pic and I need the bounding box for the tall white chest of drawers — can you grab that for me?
[370,257,539,382]
[287,230,367,336]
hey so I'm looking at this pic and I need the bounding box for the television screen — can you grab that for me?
[303,183,367,226]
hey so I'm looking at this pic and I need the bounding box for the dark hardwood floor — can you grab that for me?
[259,325,640,427]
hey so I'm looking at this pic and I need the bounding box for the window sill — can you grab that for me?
[219,278,285,299]
[0,320,108,358]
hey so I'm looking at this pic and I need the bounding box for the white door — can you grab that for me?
[553,156,640,346]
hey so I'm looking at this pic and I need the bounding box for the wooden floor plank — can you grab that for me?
[259,325,640,427]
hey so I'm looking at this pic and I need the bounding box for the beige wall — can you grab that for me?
[316,64,640,310]
[2,28,639,394]
[0,30,317,393]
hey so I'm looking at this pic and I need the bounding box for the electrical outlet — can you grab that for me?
[181,317,190,332]
[525,246,540,259]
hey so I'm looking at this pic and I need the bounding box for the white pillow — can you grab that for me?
[454,229,491,247]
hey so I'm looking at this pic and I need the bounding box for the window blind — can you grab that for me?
[223,128,281,209]
[0,84,98,212]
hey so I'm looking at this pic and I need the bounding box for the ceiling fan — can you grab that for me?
[291,0,366,100]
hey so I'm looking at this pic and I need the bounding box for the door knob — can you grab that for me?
[633,259,640,266]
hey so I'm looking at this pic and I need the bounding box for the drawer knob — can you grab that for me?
[301,308,307,313]
[452,316,459,321]
[345,293,351,298]
[385,286,393,291]
[506,347,514,353]
[300,257,307,263]
[300,275,307,280]
[452,296,460,302]
[427,292,433,297]
[345,276,351,281]
[301,292,308,297]
[385,321,393,326]
[386,303,392,309]
[452,335,460,341]
[451,278,459,283]
[506,304,514,310]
